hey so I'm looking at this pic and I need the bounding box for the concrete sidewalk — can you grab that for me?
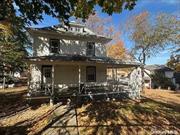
[42,105,79,135]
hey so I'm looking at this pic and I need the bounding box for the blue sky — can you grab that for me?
[31,0,180,65]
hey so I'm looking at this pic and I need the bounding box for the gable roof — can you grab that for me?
[145,65,173,72]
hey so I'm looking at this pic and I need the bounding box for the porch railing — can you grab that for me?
[28,78,131,97]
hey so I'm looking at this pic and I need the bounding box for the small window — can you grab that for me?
[76,27,81,32]
[86,66,96,82]
[86,42,95,56]
[50,39,59,54]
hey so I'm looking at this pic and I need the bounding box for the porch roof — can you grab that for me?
[26,55,142,68]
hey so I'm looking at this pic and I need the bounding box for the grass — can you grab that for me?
[0,87,179,135]
[0,86,27,94]
[77,100,179,134]
[144,88,180,105]
[0,86,53,135]
[76,90,180,135]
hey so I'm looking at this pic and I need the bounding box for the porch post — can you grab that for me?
[78,65,81,93]
[50,64,55,106]
[27,63,30,92]
[149,78,152,89]
[112,66,115,81]
[115,68,117,81]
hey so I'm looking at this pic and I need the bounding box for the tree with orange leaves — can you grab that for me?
[107,41,126,59]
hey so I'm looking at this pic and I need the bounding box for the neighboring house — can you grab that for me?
[174,72,180,90]
[144,65,175,89]
[27,22,142,100]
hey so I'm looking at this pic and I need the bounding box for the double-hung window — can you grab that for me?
[86,42,95,56]
[50,39,59,54]
[86,66,96,82]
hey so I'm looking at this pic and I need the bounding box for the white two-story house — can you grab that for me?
[27,22,142,99]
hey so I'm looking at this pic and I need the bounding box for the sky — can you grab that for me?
[31,0,180,65]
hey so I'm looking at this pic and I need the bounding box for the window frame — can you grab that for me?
[42,65,52,78]
[49,39,60,54]
[86,42,95,56]
[86,66,96,82]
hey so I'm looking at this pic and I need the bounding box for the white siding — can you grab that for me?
[30,64,41,83]
[54,64,107,84]
[33,35,50,56]
[144,69,151,79]
[59,39,87,55]
[32,33,106,57]
[30,64,107,85]
[96,65,107,82]
[54,65,79,84]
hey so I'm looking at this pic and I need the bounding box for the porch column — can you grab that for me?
[115,68,117,81]
[112,66,115,81]
[50,65,55,106]
[52,65,55,95]
[27,63,30,91]
[78,65,81,93]
[149,78,152,89]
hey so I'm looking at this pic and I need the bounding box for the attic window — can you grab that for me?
[76,27,81,32]
[50,39,59,54]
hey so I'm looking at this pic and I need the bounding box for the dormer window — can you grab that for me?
[69,26,82,33]
[75,27,81,32]
[50,39,59,54]
[86,42,95,56]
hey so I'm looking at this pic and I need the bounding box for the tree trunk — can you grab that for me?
[141,49,146,94]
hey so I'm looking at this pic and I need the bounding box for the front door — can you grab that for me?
[42,65,52,85]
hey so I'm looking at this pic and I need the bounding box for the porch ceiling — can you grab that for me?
[26,55,142,68]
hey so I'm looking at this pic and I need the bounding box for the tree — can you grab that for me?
[78,13,113,36]
[0,20,28,88]
[126,11,179,64]
[0,20,28,72]
[77,13,127,59]
[125,11,179,90]
[167,55,180,72]
[0,0,137,25]
[107,41,126,59]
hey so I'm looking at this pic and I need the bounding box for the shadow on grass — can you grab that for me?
[36,97,180,135]
[0,119,32,135]
[1,95,179,135]
[76,97,180,134]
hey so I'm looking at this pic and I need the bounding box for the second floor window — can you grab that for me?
[50,39,59,54]
[86,42,95,56]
